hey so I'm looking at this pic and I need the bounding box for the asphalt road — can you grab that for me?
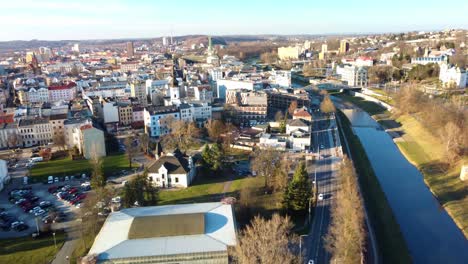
[305,114,340,264]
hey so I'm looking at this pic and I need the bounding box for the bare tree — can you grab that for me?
[7,133,18,148]
[53,133,66,150]
[320,95,336,115]
[325,157,365,263]
[232,214,299,264]
[124,135,138,169]
[288,101,298,115]
[139,133,150,154]
[206,119,225,141]
[440,121,463,165]
[250,147,281,189]
[274,111,284,122]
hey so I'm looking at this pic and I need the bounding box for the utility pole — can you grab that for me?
[53,232,57,248]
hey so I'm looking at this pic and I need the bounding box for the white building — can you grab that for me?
[48,82,77,102]
[0,160,9,192]
[179,102,212,125]
[439,63,467,88]
[147,149,196,188]
[216,79,255,99]
[336,65,368,87]
[101,99,120,124]
[269,70,291,88]
[259,133,287,150]
[18,118,52,147]
[87,202,236,263]
[144,106,180,137]
[194,85,213,102]
[27,87,50,103]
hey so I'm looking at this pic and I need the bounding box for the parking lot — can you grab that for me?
[0,179,89,239]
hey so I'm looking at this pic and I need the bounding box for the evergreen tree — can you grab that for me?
[280,111,288,133]
[201,144,213,168]
[210,143,224,171]
[283,162,311,212]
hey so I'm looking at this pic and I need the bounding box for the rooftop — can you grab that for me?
[88,202,237,261]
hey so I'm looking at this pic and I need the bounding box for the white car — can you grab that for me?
[29,206,42,213]
[308,260,315,264]
[318,193,324,201]
[34,209,46,216]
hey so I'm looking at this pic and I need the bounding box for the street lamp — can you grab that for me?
[52,232,57,249]
[299,234,308,256]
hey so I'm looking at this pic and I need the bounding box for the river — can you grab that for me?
[341,109,468,264]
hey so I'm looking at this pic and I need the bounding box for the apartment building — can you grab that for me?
[144,106,180,137]
[336,65,368,87]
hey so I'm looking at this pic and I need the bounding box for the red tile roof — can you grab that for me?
[49,82,76,90]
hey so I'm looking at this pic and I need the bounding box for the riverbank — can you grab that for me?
[335,93,468,238]
[336,110,411,264]
[391,115,468,238]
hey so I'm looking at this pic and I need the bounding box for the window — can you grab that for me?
[175,177,179,183]
[161,174,164,179]
[149,176,153,182]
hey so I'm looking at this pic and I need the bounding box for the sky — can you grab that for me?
[1,0,467,41]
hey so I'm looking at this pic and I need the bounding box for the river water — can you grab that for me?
[342,109,468,264]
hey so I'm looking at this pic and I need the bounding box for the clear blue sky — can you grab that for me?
[1,0,467,41]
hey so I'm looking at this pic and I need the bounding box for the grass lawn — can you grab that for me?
[395,114,468,237]
[337,111,411,264]
[0,232,66,264]
[335,93,389,116]
[29,154,134,182]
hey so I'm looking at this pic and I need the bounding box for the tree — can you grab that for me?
[441,121,463,164]
[274,111,284,122]
[232,214,299,264]
[325,157,365,264]
[201,143,224,172]
[283,162,311,212]
[53,133,66,150]
[124,135,138,169]
[206,119,225,141]
[288,101,298,115]
[272,157,290,192]
[7,133,18,148]
[250,147,280,189]
[89,153,105,191]
[122,171,159,207]
[368,65,393,84]
[260,52,278,64]
[139,133,150,154]
[320,95,336,115]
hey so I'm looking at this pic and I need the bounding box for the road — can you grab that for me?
[305,113,340,264]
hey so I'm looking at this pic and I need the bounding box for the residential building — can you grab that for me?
[336,65,368,87]
[72,124,106,159]
[147,149,196,188]
[286,119,310,134]
[216,79,255,99]
[226,90,267,126]
[144,106,180,137]
[87,202,236,264]
[0,123,20,148]
[411,55,448,65]
[118,103,133,126]
[194,85,213,102]
[278,46,301,60]
[266,90,310,112]
[48,82,77,102]
[18,118,52,147]
[293,108,312,122]
[27,87,49,103]
[120,61,139,72]
[130,80,147,105]
[49,112,67,142]
[439,63,467,88]
[64,118,92,148]
[179,102,212,125]
[339,39,350,54]
[131,106,145,128]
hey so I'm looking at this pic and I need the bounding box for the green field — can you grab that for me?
[337,111,411,264]
[0,232,66,264]
[29,154,134,182]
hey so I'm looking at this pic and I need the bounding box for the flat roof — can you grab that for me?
[88,202,237,261]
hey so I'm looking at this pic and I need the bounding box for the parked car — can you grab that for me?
[14,223,28,231]
[39,201,52,208]
[34,209,46,216]
[318,193,324,201]
[47,176,54,184]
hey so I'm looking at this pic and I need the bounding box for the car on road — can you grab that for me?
[318,193,324,201]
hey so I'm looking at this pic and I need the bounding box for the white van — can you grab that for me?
[23,177,28,185]
[29,157,43,163]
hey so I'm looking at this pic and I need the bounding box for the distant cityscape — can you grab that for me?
[0,16,466,264]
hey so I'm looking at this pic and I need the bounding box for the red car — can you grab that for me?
[48,186,58,193]
[68,188,78,194]
[70,194,86,205]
